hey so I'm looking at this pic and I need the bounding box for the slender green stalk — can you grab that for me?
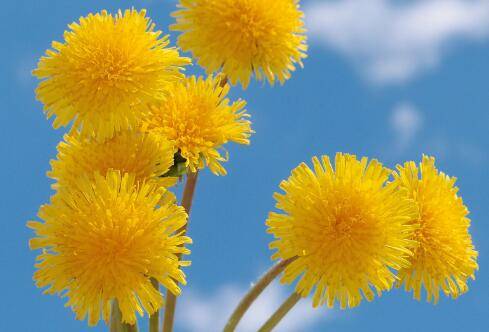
[163,171,199,332]
[110,300,138,332]
[149,278,160,332]
[223,257,296,332]
[163,74,227,332]
[258,292,302,332]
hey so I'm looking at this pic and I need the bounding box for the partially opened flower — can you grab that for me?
[34,9,189,141]
[29,172,191,326]
[172,0,307,88]
[143,75,252,175]
[393,156,478,303]
[49,130,176,190]
[266,153,419,309]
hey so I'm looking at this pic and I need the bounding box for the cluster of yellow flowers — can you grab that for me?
[28,1,478,331]
[30,6,258,327]
[267,153,478,309]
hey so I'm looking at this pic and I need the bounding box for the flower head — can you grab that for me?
[29,172,190,326]
[393,156,478,303]
[143,75,252,175]
[34,9,189,141]
[266,153,419,309]
[49,130,176,190]
[172,0,307,88]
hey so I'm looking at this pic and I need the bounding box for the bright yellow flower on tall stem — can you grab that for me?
[49,130,176,190]
[34,9,189,141]
[172,0,307,88]
[143,75,252,175]
[266,153,419,309]
[28,172,191,326]
[393,156,478,303]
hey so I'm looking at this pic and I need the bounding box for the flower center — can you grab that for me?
[88,47,131,89]
[163,99,217,151]
[224,2,269,47]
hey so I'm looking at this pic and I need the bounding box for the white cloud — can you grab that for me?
[425,136,488,166]
[390,102,423,150]
[385,101,487,165]
[175,281,331,332]
[306,0,489,84]
[15,56,37,87]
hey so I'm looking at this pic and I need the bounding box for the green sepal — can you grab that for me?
[162,151,188,178]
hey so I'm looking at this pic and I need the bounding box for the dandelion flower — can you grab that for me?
[266,153,419,309]
[28,172,191,326]
[49,130,177,190]
[394,156,478,303]
[172,0,307,88]
[34,9,190,141]
[143,76,252,175]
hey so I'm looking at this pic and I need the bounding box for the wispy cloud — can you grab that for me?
[175,281,332,332]
[15,56,38,88]
[384,101,487,166]
[306,0,489,84]
[424,135,488,166]
[390,102,423,151]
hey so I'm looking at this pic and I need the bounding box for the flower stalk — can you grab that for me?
[110,300,138,332]
[149,278,160,332]
[223,257,296,332]
[163,170,199,332]
[258,292,302,332]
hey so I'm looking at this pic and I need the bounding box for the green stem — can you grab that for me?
[162,73,225,332]
[223,257,296,332]
[149,278,160,332]
[110,300,138,332]
[258,292,302,332]
[163,171,199,332]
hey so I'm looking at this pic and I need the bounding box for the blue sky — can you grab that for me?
[1,0,488,331]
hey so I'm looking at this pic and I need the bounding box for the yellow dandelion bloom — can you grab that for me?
[394,156,478,303]
[266,153,419,309]
[28,172,191,326]
[172,0,307,88]
[143,76,252,175]
[34,9,190,141]
[49,130,177,190]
